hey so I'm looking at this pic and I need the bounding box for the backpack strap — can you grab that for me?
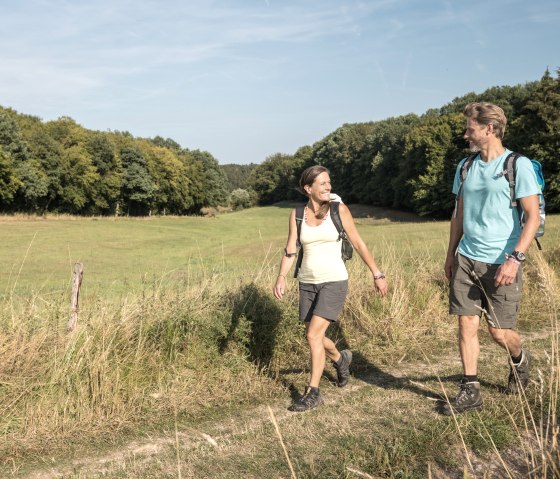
[502,152,522,207]
[453,154,477,218]
[329,201,346,240]
[293,205,305,278]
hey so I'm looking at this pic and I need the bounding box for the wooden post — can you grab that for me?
[67,262,84,332]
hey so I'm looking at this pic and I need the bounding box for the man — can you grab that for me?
[443,102,541,415]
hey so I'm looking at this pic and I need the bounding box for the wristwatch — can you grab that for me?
[507,250,526,263]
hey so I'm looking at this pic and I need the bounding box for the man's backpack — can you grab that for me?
[454,151,545,250]
[293,201,353,278]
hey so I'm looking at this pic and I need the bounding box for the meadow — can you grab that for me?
[0,207,558,478]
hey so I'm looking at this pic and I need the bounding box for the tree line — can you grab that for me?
[1,68,558,217]
[0,109,229,215]
[246,69,560,217]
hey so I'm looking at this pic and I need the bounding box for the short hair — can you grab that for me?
[463,102,507,139]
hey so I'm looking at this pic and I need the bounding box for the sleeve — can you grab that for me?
[515,157,541,199]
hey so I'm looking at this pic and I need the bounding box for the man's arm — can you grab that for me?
[445,196,464,280]
[494,194,540,287]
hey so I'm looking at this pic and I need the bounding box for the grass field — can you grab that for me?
[0,207,559,478]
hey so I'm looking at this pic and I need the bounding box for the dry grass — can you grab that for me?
[0,214,558,478]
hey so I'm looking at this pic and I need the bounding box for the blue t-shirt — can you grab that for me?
[452,149,541,264]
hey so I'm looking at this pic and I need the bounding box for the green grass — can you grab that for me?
[0,209,559,478]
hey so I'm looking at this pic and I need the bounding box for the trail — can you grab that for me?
[16,328,555,479]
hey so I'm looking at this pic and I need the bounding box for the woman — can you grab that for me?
[273,165,388,412]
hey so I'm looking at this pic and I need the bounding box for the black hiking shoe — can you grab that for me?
[506,350,531,394]
[333,349,352,387]
[289,386,323,412]
[442,379,483,416]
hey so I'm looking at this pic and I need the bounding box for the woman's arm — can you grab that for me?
[273,209,299,300]
[338,204,388,295]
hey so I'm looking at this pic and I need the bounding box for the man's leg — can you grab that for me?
[443,314,484,415]
[487,327,522,357]
[488,326,531,394]
[459,315,481,375]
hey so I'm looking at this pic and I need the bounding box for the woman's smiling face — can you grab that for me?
[306,172,332,201]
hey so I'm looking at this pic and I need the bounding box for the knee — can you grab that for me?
[306,331,323,345]
[488,327,506,344]
[458,315,479,338]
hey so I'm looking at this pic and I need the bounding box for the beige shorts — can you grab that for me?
[449,253,522,329]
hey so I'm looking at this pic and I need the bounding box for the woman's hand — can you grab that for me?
[273,275,286,300]
[374,276,388,296]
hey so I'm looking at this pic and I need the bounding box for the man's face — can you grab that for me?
[463,118,489,153]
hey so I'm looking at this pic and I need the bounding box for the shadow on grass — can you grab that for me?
[327,321,508,415]
[219,282,301,402]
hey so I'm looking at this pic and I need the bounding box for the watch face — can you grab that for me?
[514,251,526,261]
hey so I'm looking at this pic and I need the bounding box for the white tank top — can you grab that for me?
[297,210,348,284]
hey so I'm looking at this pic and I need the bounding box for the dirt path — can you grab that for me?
[17,329,555,479]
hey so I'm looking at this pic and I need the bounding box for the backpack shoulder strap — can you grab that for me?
[293,205,305,278]
[295,204,305,247]
[329,201,345,239]
[502,152,522,207]
[453,154,477,218]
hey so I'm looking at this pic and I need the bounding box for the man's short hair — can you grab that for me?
[463,102,507,139]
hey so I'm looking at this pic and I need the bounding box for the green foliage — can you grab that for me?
[248,152,304,204]
[220,163,258,191]
[1,69,559,217]
[0,109,231,215]
[245,68,560,218]
[229,188,253,210]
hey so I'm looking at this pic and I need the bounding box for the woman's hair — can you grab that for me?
[299,165,330,219]
[463,102,507,139]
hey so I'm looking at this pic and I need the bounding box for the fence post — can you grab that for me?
[67,262,84,332]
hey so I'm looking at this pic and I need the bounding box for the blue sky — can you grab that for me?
[1,1,558,165]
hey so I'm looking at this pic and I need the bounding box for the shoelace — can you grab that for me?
[456,385,473,404]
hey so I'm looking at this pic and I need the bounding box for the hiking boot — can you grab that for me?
[289,386,323,412]
[333,349,352,387]
[442,379,483,416]
[506,350,531,394]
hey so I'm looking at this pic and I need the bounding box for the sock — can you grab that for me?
[511,351,523,365]
[463,375,478,383]
[334,354,343,366]
[308,386,319,395]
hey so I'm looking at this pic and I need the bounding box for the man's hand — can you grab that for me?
[444,255,455,280]
[494,259,519,287]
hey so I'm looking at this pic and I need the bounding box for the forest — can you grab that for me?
[1,68,558,217]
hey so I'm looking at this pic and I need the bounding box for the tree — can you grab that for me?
[230,188,253,210]
[405,113,465,217]
[248,153,303,205]
[120,145,155,215]
[509,69,560,211]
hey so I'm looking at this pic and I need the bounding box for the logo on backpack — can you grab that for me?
[455,151,545,250]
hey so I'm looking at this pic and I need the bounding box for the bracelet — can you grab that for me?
[284,248,297,258]
[278,274,286,278]
[373,273,385,280]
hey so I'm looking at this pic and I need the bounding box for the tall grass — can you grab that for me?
[0,212,558,477]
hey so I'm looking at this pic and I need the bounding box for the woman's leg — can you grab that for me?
[305,315,332,388]
[323,336,340,363]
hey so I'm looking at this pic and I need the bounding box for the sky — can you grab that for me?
[0,1,558,165]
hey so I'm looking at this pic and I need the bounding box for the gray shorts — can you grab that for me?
[449,253,523,329]
[299,280,349,322]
